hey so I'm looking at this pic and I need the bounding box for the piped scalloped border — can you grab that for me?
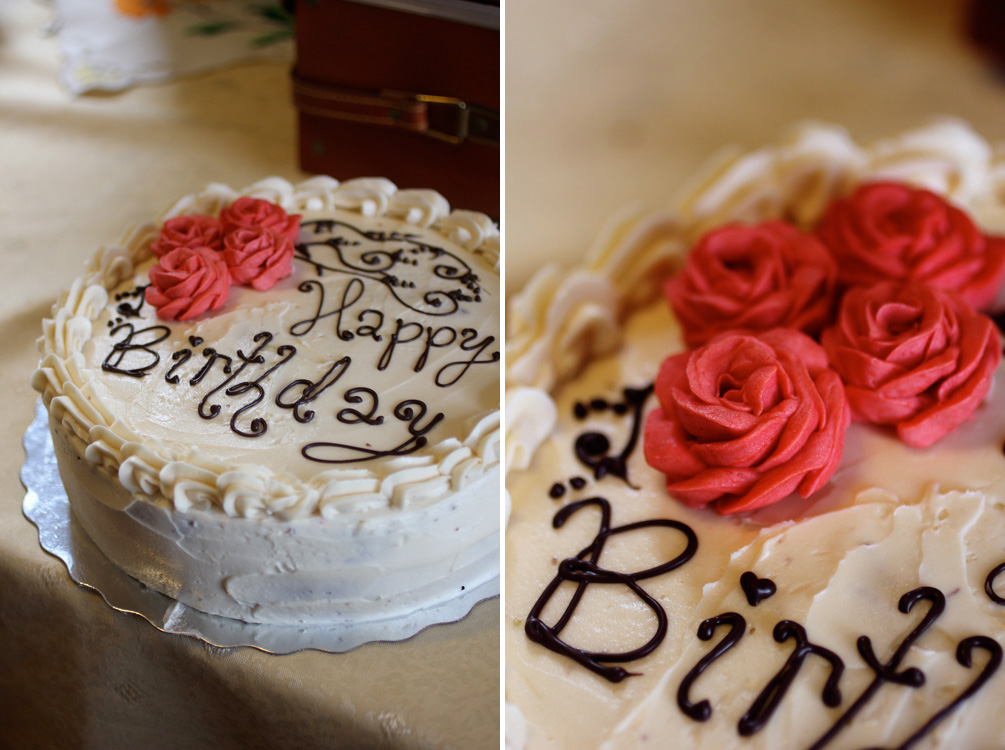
[504,118,1005,474]
[33,176,501,521]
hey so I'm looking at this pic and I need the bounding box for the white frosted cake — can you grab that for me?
[505,121,1005,749]
[33,176,500,626]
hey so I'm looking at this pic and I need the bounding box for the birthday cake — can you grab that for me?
[505,121,1005,749]
[32,176,500,626]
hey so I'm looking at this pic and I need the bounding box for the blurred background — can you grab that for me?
[506,0,1005,292]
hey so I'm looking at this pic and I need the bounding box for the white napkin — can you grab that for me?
[49,0,294,94]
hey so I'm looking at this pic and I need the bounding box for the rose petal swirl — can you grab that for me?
[821,281,1000,447]
[223,226,296,291]
[220,196,301,242]
[816,182,1005,310]
[644,328,849,515]
[145,246,231,321]
[151,215,224,257]
[665,221,838,348]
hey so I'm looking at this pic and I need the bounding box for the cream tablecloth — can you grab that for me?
[0,3,498,748]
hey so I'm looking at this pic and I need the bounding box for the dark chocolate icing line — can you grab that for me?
[524,497,698,683]
[114,285,149,319]
[803,587,945,750]
[857,635,1002,750]
[221,343,297,438]
[740,571,777,607]
[677,612,746,722]
[275,356,351,424]
[433,329,499,387]
[302,398,444,464]
[985,560,1005,605]
[738,621,844,736]
[295,219,484,316]
[336,387,385,426]
[102,322,171,378]
[164,349,193,384]
[190,348,233,386]
[574,385,653,487]
[197,332,272,421]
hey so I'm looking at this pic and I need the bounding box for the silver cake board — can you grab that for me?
[21,400,498,654]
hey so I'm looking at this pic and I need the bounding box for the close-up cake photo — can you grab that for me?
[2,0,499,748]
[506,1,1005,749]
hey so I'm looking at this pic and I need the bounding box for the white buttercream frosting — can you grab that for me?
[34,176,500,625]
[505,120,1005,749]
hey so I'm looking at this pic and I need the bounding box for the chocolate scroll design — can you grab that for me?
[571,385,653,489]
[524,497,698,683]
[295,219,483,316]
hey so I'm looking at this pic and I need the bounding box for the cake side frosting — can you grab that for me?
[33,176,501,522]
[505,120,1005,749]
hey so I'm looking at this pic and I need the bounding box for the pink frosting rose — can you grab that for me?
[815,182,1005,310]
[219,197,301,242]
[665,221,838,347]
[145,246,231,321]
[644,329,849,515]
[222,226,296,290]
[150,215,224,257]
[820,281,1000,447]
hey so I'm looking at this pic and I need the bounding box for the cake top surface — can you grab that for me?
[504,120,1005,750]
[34,176,500,521]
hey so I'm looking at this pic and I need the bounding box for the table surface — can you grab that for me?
[0,3,498,749]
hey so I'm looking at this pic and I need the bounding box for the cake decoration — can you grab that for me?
[222,225,297,290]
[150,214,225,256]
[815,181,1005,311]
[219,195,302,241]
[739,571,776,606]
[644,329,849,514]
[505,121,1005,750]
[524,496,698,683]
[820,280,1001,447]
[146,245,232,320]
[145,197,302,320]
[665,221,838,347]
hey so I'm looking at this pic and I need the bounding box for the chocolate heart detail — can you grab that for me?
[741,571,776,606]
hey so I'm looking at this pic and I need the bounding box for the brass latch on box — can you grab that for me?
[292,73,499,147]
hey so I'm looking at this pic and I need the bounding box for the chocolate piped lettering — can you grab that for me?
[738,621,844,737]
[677,612,746,721]
[102,322,171,378]
[524,497,698,683]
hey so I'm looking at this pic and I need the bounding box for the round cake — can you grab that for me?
[505,120,1005,749]
[32,176,500,626]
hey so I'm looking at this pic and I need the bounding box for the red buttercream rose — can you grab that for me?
[644,329,849,515]
[815,182,1005,310]
[820,281,1000,447]
[145,246,231,321]
[222,226,295,291]
[219,197,301,242]
[150,215,224,257]
[665,221,838,347]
